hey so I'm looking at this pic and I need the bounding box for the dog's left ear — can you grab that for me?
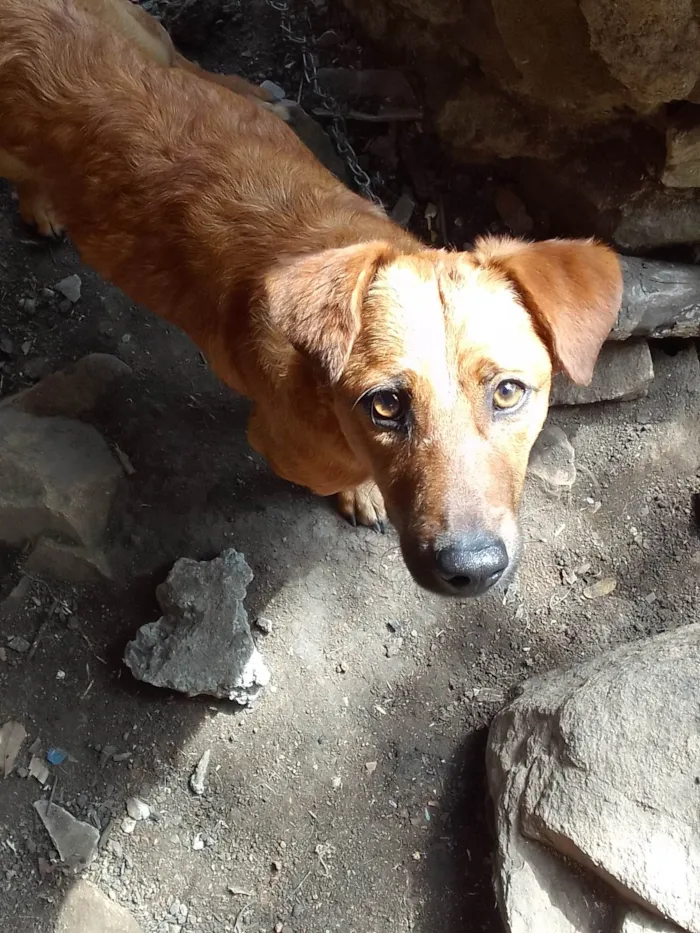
[476,237,623,386]
[266,241,395,383]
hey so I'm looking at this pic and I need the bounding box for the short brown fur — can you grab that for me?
[0,0,623,593]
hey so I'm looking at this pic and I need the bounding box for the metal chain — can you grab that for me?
[266,0,382,205]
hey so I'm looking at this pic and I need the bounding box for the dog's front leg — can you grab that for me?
[0,150,63,238]
[247,407,387,531]
[336,482,387,533]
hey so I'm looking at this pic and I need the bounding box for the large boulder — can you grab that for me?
[487,624,700,933]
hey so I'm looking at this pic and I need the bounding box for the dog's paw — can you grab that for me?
[336,482,388,533]
[16,186,64,238]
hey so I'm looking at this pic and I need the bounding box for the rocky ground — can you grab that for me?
[1,2,700,932]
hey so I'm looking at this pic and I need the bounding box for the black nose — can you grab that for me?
[433,534,509,596]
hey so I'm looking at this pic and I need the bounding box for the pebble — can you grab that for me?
[169,900,188,923]
[7,636,31,654]
[0,336,14,355]
[583,577,618,599]
[54,273,82,303]
[260,80,286,100]
[121,817,137,834]
[189,749,211,796]
[255,616,273,635]
[126,796,150,821]
[390,192,415,228]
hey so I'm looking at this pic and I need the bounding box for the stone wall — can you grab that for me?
[342,0,700,251]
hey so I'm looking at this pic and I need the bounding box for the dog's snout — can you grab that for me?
[433,534,508,596]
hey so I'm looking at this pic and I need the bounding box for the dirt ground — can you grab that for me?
[2,2,700,932]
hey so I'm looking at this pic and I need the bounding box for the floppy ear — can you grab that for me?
[265,241,395,383]
[475,237,623,385]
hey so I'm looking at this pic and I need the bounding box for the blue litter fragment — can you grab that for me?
[46,747,67,765]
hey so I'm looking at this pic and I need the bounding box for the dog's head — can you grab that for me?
[268,236,622,596]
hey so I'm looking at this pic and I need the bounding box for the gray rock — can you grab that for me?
[56,878,143,933]
[124,549,270,705]
[7,636,30,653]
[618,909,682,933]
[53,274,82,304]
[550,342,653,406]
[189,749,211,796]
[0,408,122,547]
[488,624,700,933]
[24,537,113,584]
[390,192,416,227]
[281,101,349,183]
[611,256,700,341]
[260,80,286,101]
[0,720,26,777]
[34,799,100,871]
[663,107,700,188]
[1,353,131,419]
[125,796,150,821]
[528,425,576,493]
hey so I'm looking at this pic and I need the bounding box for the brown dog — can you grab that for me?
[0,0,623,596]
[0,0,284,237]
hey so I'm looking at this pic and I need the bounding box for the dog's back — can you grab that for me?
[0,0,401,363]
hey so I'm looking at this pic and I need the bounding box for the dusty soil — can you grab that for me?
[2,2,700,932]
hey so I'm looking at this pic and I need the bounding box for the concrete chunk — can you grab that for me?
[124,549,270,705]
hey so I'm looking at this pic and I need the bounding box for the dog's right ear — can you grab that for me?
[265,241,395,383]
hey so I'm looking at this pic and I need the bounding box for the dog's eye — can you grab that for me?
[368,389,406,427]
[493,379,527,412]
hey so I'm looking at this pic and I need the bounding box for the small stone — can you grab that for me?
[54,274,82,304]
[260,80,286,101]
[583,576,617,599]
[23,298,37,314]
[121,817,136,835]
[254,616,273,635]
[189,749,211,796]
[390,192,415,228]
[125,797,150,821]
[7,636,30,653]
[0,720,26,777]
[192,833,205,851]
[528,425,576,494]
[365,761,378,773]
[0,336,14,356]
